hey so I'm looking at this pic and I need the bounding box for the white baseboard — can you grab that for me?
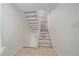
[0,47,5,55]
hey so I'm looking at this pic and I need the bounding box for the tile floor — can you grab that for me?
[16,46,57,56]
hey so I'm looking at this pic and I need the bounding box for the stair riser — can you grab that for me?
[24,11,39,30]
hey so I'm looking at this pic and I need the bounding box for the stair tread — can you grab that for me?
[27,19,38,21]
[29,22,38,24]
[25,15,37,17]
[40,35,50,37]
[39,42,51,44]
[39,39,50,41]
[24,11,36,14]
[26,18,37,19]
[39,44,52,47]
[40,36,49,38]
[24,13,37,15]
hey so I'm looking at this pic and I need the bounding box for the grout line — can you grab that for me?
[14,47,24,56]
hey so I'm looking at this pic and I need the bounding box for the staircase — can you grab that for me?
[39,22,52,47]
[24,11,52,47]
[24,11,40,30]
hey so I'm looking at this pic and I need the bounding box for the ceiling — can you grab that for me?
[15,3,58,11]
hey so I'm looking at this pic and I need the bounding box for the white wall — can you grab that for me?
[24,30,39,47]
[1,3,31,56]
[0,3,5,55]
[15,3,57,11]
[24,20,39,47]
[48,4,79,56]
[1,3,39,56]
[0,3,2,48]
